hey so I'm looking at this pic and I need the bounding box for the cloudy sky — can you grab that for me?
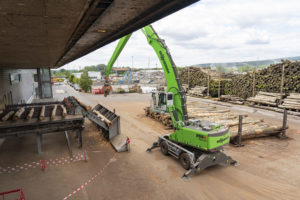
[62,0,300,70]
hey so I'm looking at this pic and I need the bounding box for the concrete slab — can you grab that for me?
[110,134,128,152]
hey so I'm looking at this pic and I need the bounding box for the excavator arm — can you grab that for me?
[104,24,236,177]
[104,25,188,124]
[141,26,188,124]
[103,33,132,96]
[105,34,132,78]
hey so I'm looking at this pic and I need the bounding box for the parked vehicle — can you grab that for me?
[74,84,81,92]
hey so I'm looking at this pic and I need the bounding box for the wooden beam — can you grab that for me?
[93,110,112,126]
[39,106,45,120]
[60,105,67,118]
[26,108,34,120]
[73,96,91,111]
[51,105,57,120]
[13,107,25,121]
[2,111,14,121]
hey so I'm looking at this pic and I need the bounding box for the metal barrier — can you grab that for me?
[0,189,25,200]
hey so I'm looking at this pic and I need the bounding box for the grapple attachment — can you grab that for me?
[103,77,113,97]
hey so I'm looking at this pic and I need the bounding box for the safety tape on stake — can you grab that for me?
[0,152,87,175]
[62,155,116,200]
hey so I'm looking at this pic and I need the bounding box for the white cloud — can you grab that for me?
[245,29,270,45]
[62,0,300,70]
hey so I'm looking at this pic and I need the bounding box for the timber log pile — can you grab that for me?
[246,92,283,107]
[220,95,244,105]
[144,107,173,128]
[179,67,231,97]
[279,93,300,111]
[225,60,300,99]
[188,86,207,97]
[144,100,285,142]
[129,85,142,93]
[179,67,209,88]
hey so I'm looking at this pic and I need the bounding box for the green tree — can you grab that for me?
[66,71,70,79]
[79,70,93,92]
[96,64,106,71]
[59,68,66,73]
[74,77,80,84]
[69,74,75,83]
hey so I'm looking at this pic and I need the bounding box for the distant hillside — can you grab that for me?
[195,56,300,68]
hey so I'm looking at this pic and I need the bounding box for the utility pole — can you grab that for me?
[148,57,150,68]
[187,66,190,90]
[218,71,221,100]
[207,68,210,96]
[280,63,285,103]
[252,66,256,97]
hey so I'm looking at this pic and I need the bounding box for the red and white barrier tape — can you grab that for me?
[62,154,117,200]
[0,152,88,174]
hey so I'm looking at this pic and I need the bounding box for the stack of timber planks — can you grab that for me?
[247,92,283,106]
[279,93,300,111]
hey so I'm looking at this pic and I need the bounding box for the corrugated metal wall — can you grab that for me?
[0,69,37,109]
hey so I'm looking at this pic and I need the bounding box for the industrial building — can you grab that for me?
[73,71,102,80]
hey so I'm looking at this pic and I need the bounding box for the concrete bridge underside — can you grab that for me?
[0,0,198,69]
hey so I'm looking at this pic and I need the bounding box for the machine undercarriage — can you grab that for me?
[147,133,237,178]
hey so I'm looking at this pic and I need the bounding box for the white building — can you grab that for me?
[72,73,82,79]
[72,71,102,80]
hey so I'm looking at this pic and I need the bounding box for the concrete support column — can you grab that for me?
[37,68,53,99]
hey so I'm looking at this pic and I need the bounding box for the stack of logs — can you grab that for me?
[144,100,285,142]
[279,93,300,111]
[220,95,244,105]
[179,67,232,97]
[225,60,300,99]
[179,67,209,88]
[180,61,300,100]
[129,85,142,93]
[246,92,283,107]
[64,96,91,115]
[1,104,67,122]
[188,86,207,97]
[144,107,172,128]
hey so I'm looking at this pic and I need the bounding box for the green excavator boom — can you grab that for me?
[104,25,230,151]
[141,26,188,124]
[105,33,132,79]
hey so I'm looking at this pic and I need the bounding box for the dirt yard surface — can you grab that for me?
[1,84,300,200]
